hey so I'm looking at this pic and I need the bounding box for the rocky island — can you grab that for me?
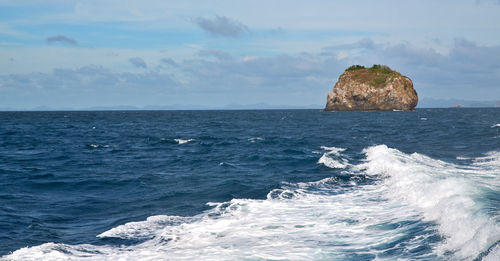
[325,65,418,111]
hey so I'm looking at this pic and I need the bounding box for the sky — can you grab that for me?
[1,0,500,109]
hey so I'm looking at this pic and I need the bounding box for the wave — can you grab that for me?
[359,145,500,260]
[4,145,499,260]
[97,215,192,240]
[87,144,111,149]
[317,146,349,169]
[248,137,264,143]
[174,138,194,144]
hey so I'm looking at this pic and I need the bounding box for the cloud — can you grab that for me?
[194,15,249,37]
[0,23,27,38]
[160,58,177,67]
[180,40,500,102]
[475,0,500,5]
[179,51,344,104]
[129,57,147,68]
[0,65,180,108]
[46,35,77,45]
[196,49,233,61]
[323,38,376,52]
[326,38,500,100]
[2,38,500,109]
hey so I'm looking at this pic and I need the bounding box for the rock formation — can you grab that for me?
[325,65,418,111]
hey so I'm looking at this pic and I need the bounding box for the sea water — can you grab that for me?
[0,109,499,260]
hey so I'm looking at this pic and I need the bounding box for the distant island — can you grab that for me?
[325,65,418,111]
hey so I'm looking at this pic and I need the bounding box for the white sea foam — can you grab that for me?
[248,137,264,142]
[4,145,499,260]
[319,146,346,155]
[174,138,193,144]
[89,144,111,148]
[317,154,348,169]
[360,145,500,259]
[483,243,500,261]
[473,151,500,168]
[6,182,426,260]
[97,215,190,240]
[317,146,349,169]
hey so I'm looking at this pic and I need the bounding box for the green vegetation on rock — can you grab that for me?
[345,65,365,71]
[343,64,402,87]
[370,76,388,87]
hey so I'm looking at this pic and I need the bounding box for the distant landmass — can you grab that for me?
[417,98,500,108]
[0,103,320,111]
[1,99,499,112]
[1,100,500,111]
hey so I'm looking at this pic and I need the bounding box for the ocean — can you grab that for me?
[0,109,499,260]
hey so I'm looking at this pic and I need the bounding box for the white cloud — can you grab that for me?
[336,51,348,61]
[196,49,233,61]
[0,23,28,38]
[160,58,177,67]
[242,56,257,62]
[1,38,500,109]
[0,46,196,74]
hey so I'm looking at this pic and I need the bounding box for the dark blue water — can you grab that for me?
[1,109,499,260]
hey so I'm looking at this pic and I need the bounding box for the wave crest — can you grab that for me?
[361,145,500,259]
[4,145,499,260]
[317,146,349,169]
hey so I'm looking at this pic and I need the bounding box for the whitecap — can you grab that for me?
[174,138,194,144]
[483,243,500,261]
[317,146,348,169]
[472,151,500,170]
[318,154,348,169]
[88,144,111,149]
[319,146,346,156]
[360,145,500,259]
[98,215,191,240]
[248,137,264,143]
[5,145,499,260]
[6,177,427,260]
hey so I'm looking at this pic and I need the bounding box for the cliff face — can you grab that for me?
[325,65,418,111]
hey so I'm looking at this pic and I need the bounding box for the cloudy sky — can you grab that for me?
[1,0,500,109]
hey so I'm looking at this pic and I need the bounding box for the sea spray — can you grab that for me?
[360,145,500,260]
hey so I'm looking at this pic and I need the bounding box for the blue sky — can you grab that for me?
[1,0,500,109]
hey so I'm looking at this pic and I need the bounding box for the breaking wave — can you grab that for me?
[174,138,194,144]
[317,146,349,169]
[4,145,499,260]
